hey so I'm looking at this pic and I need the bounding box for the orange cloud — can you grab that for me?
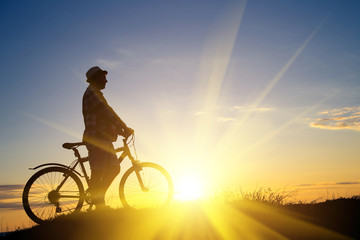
[310,106,360,131]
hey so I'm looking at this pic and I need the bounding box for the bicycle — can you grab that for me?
[22,134,174,224]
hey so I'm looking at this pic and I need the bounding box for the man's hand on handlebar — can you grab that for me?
[122,127,134,139]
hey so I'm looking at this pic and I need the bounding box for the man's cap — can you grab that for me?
[86,66,108,82]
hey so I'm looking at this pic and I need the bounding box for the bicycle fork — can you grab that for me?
[134,168,149,192]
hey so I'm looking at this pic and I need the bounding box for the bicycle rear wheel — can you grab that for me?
[119,162,173,209]
[22,167,85,224]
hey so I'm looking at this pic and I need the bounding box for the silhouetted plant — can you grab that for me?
[217,186,298,205]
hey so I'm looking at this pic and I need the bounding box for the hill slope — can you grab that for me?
[2,199,359,240]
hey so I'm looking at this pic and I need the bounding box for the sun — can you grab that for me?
[175,176,204,201]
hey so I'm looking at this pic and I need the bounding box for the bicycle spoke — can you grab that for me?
[120,163,173,209]
[23,167,84,223]
[37,177,51,192]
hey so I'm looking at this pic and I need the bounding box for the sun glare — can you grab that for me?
[175,177,204,201]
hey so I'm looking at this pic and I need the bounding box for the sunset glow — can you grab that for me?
[175,176,204,201]
[0,0,360,233]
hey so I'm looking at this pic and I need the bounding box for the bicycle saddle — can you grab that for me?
[62,142,85,149]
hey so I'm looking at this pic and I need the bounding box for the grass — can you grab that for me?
[217,186,299,205]
[1,190,359,240]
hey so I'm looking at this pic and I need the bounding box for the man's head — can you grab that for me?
[86,66,108,90]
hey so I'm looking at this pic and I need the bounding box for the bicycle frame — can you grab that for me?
[29,135,147,192]
[116,138,135,164]
[116,138,148,191]
[29,149,90,184]
[23,134,173,223]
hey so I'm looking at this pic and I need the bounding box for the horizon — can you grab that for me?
[0,0,359,231]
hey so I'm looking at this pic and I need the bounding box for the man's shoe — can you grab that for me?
[95,204,112,211]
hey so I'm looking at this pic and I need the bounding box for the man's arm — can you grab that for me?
[87,88,132,135]
[107,105,133,135]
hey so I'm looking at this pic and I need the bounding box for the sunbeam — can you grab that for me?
[192,0,247,161]
[237,90,338,157]
[20,111,82,139]
[249,14,330,112]
[219,13,331,151]
[196,0,247,110]
[2,1,360,235]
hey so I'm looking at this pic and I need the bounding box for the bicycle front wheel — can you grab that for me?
[22,167,85,224]
[119,162,173,209]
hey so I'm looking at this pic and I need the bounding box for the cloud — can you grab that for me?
[97,59,123,69]
[116,48,133,57]
[296,181,360,188]
[194,105,274,125]
[0,184,23,210]
[310,106,360,131]
[195,105,274,114]
[217,117,235,123]
[0,202,23,210]
[194,105,274,126]
[0,185,23,191]
[194,111,206,116]
[293,181,360,195]
[336,181,360,185]
[231,106,274,112]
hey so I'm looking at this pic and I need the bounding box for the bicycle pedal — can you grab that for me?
[86,205,94,212]
[56,206,62,213]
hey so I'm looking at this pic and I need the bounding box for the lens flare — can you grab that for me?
[175,177,204,201]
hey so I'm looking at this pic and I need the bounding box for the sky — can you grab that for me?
[0,0,360,229]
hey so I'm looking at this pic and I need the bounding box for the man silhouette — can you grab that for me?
[82,66,133,209]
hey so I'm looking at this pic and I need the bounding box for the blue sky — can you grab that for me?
[0,0,359,203]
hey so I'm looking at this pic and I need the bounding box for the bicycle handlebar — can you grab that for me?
[123,132,134,143]
[114,133,134,153]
